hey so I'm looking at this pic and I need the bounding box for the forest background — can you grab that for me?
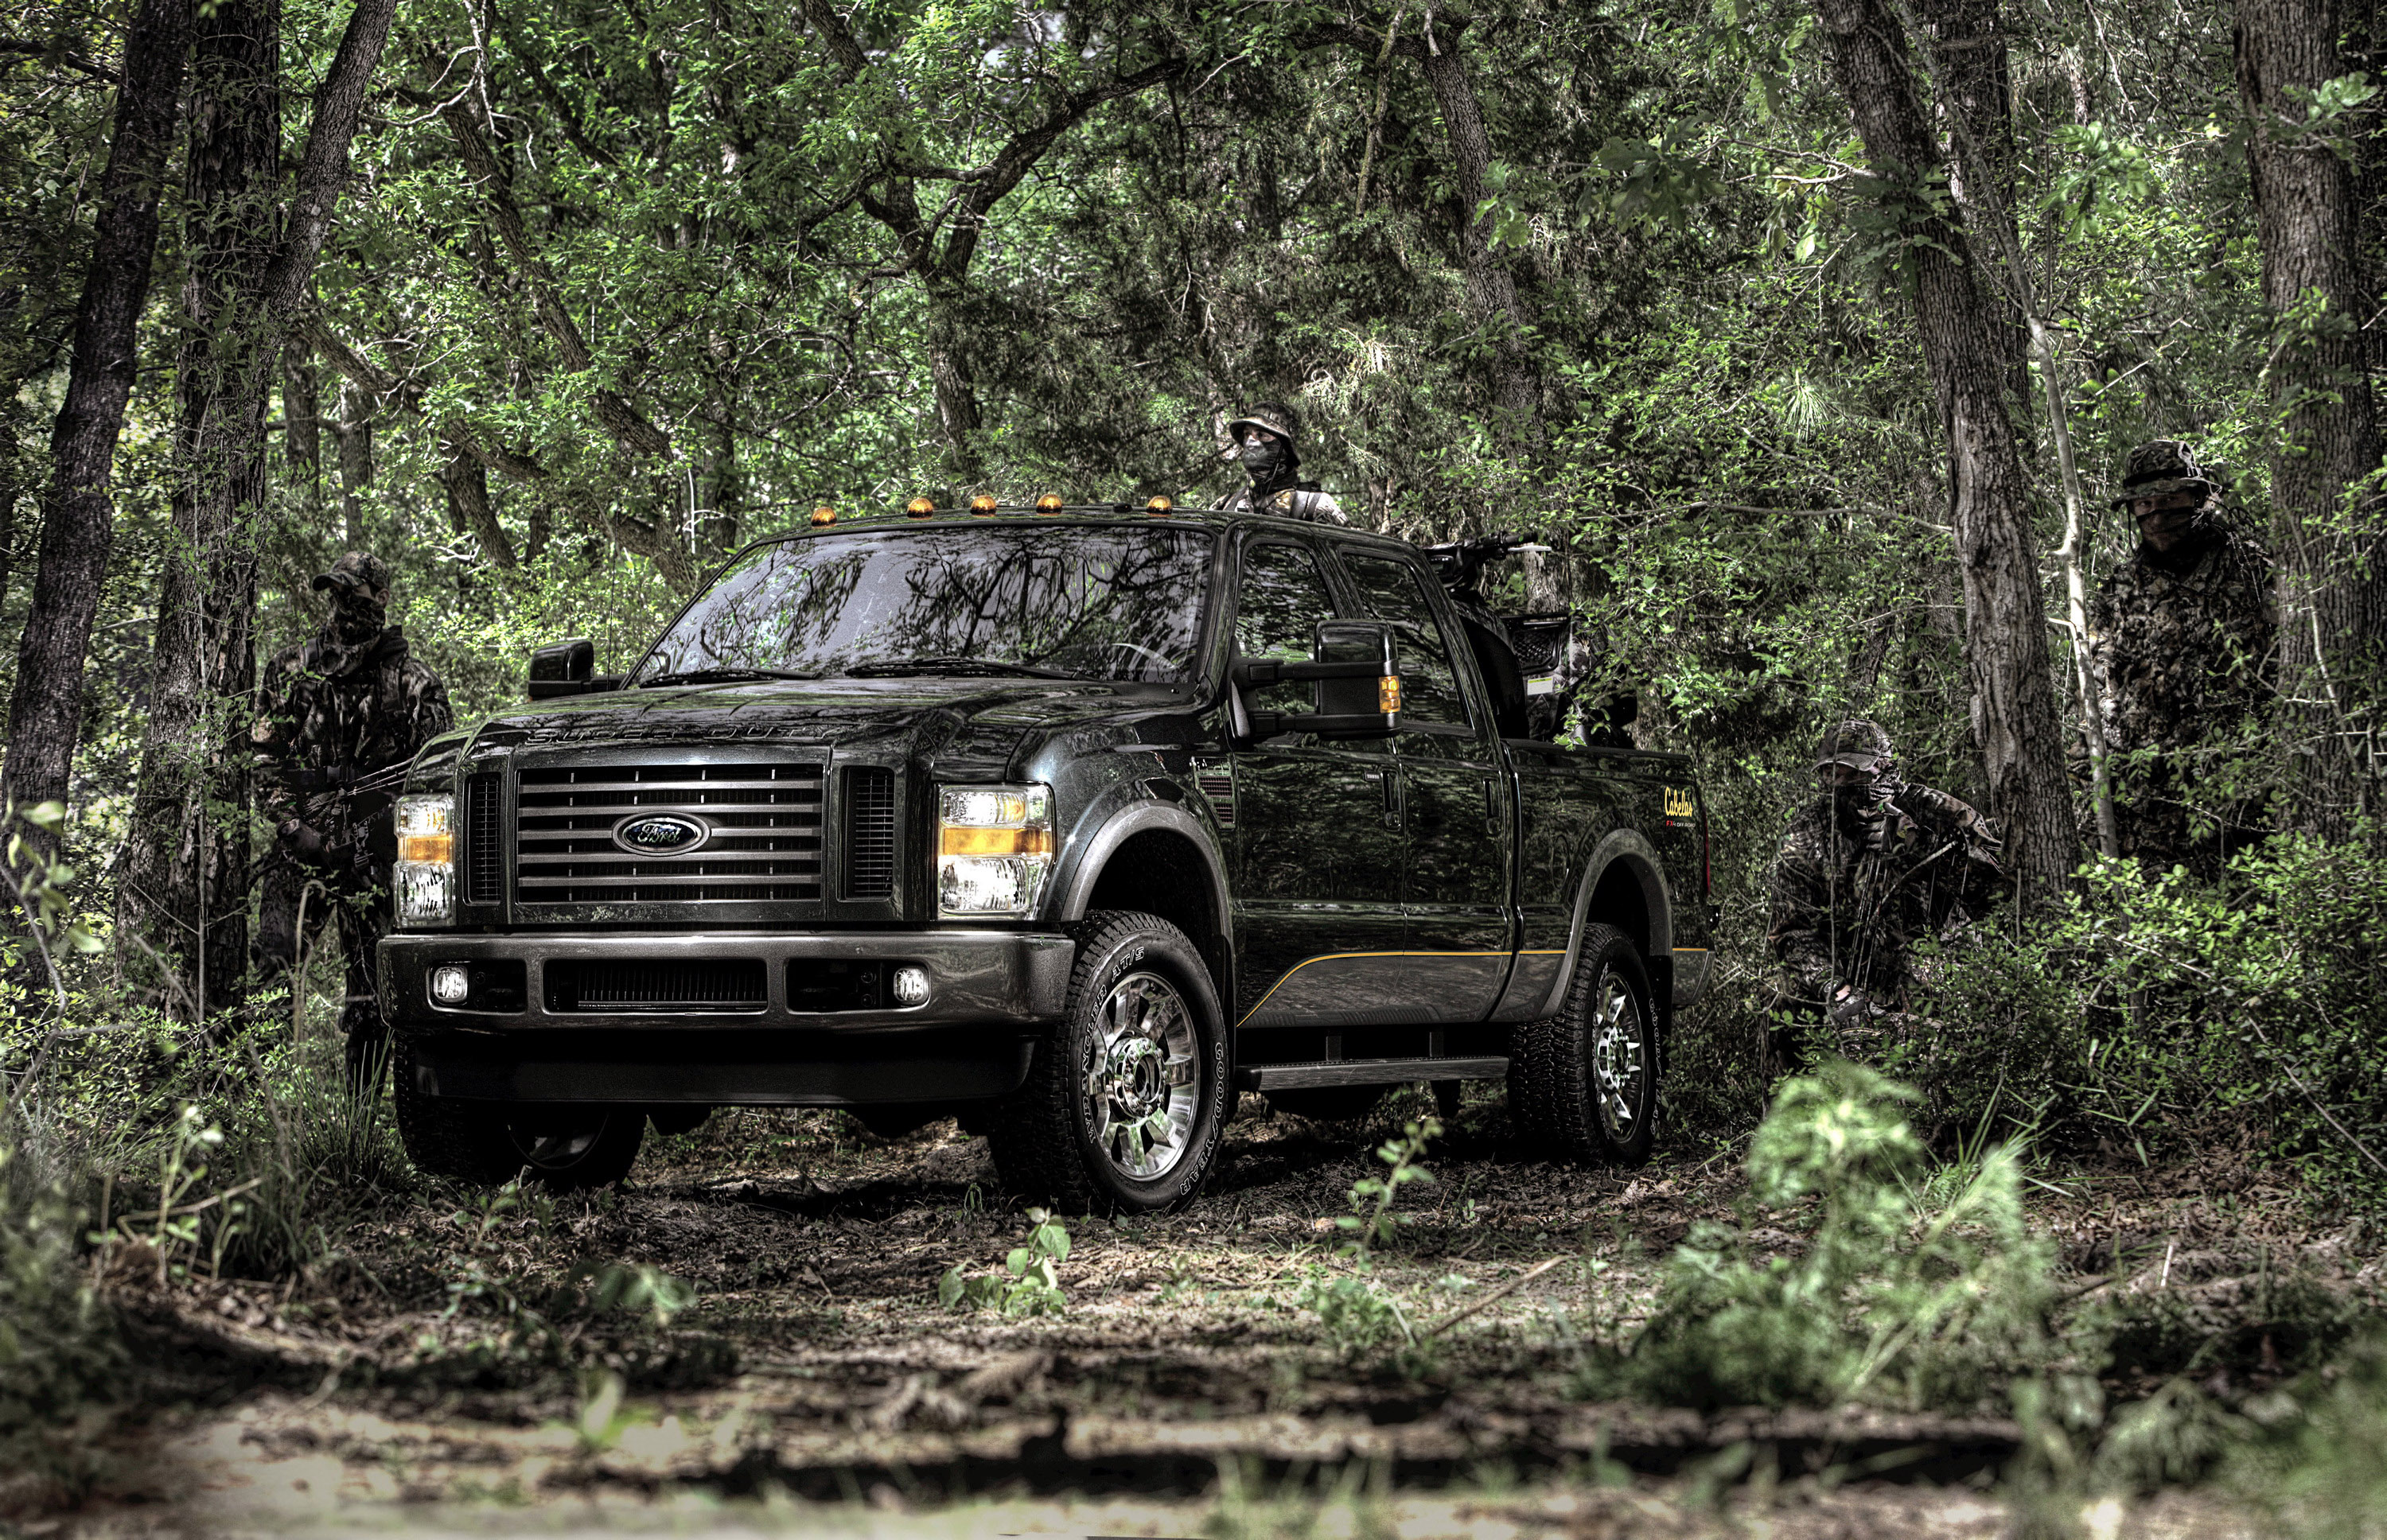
[2,0,2387,1348]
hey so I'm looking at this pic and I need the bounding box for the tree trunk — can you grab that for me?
[283,336,322,510]
[122,0,402,1019]
[927,301,985,493]
[1917,0,2031,415]
[1412,21,1543,448]
[2,0,194,881]
[334,371,372,547]
[1814,0,2081,904]
[2237,0,2386,830]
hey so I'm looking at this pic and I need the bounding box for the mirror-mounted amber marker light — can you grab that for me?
[939,825,1056,857]
[810,505,836,526]
[969,493,1000,514]
[905,496,936,518]
[1380,675,1402,714]
[1146,494,1174,514]
[1035,493,1064,512]
[399,831,454,865]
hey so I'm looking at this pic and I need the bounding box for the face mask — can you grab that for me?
[330,591,386,644]
[1240,438,1287,478]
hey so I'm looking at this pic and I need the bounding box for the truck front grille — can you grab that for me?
[842,765,897,898]
[546,958,767,1012]
[515,762,824,904]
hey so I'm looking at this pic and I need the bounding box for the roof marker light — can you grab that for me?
[905,496,936,518]
[1036,493,1064,512]
[1146,495,1174,514]
[969,494,999,514]
[809,505,836,526]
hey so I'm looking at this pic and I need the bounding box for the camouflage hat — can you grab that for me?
[1816,718,1895,771]
[2109,439,2222,510]
[312,551,392,595]
[1225,402,1303,450]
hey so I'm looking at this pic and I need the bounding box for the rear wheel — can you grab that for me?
[987,910,1228,1215]
[1507,923,1659,1165]
[392,1039,646,1190]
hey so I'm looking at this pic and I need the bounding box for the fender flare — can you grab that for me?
[1049,799,1233,942]
[1536,827,1674,1017]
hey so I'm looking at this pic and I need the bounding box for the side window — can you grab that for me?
[1235,542,1335,718]
[1339,551,1474,729]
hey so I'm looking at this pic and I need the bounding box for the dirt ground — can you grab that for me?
[21,1084,2376,1538]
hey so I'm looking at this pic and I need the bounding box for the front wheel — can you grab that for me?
[392,1040,645,1191]
[1507,923,1660,1165]
[987,911,1229,1215]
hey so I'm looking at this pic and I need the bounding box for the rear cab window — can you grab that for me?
[1334,548,1484,737]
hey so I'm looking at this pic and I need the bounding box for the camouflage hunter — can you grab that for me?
[1222,401,1349,525]
[252,552,454,1082]
[1767,720,2007,1061]
[2086,441,2276,878]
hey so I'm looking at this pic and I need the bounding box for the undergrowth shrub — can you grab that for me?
[0,1103,122,1507]
[2060,831,2387,1204]
[1593,1060,2057,1412]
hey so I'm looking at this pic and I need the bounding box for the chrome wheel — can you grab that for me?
[1081,970,1201,1181]
[1589,970,1648,1145]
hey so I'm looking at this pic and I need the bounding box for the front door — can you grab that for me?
[1338,548,1513,1021]
[1228,539,1408,1029]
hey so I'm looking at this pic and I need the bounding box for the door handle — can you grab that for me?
[1358,766,1401,827]
[1482,775,1501,837]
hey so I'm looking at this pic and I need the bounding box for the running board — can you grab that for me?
[1236,1056,1509,1091]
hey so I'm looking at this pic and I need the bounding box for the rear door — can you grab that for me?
[1225,538,1408,1029]
[1334,546,1514,1021]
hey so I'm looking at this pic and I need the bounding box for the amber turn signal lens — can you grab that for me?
[1379,676,1402,714]
[905,496,936,517]
[939,826,1055,858]
[399,834,454,865]
[969,493,999,514]
[1035,493,1064,512]
[1146,494,1174,513]
[809,505,836,526]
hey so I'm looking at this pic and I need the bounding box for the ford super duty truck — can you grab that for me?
[379,502,1714,1212]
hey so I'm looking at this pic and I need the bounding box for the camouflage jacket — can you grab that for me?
[1224,483,1349,526]
[2086,529,2275,758]
[252,626,453,850]
[1767,782,2006,1009]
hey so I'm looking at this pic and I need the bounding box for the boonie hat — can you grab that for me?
[313,550,392,594]
[1225,402,1303,449]
[2110,439,2222,510]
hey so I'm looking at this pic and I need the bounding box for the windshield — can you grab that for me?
[629,524,1215,686]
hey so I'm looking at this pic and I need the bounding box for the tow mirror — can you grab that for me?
[526,637,621,700]
[1232,621,1401,741]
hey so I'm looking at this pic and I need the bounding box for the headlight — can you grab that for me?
[936,783,1053,918]
[395,793,455,927]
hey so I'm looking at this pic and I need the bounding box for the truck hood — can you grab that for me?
[461,674,1187,776]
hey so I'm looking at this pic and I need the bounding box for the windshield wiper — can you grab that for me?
[640,667,819,687]
[847,657,1075,679]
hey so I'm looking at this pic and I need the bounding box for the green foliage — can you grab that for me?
[1336,1116,1439,1255]
[939,1208,1070,1316]
[1607,1062,2056,1412]
[1293,1266,1416,1357]
[2230,1332,2387,1537]
[557,1261,698,1329]
[2060,831,2387,1200]
[0,1103,122,1501]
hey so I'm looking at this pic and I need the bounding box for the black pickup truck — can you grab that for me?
[380,503,1714,1211]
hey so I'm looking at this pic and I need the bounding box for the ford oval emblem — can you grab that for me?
[612,812,710,857]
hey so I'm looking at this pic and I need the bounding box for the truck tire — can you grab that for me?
[391,1037,645,1191]
[1507,923,1659,1166]
[987,910,1229,1215]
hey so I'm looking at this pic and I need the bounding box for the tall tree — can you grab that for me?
[2236,0,2385,829]
[1813,0,2081,904]
[120,0,402,1017]
[2,0,193,873]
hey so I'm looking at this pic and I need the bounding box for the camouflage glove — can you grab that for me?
[1827,986,1876,1029]
[278,817,332,871]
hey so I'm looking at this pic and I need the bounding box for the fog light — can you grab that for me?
[430,964,471,1005]
[892,966,930,1006]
